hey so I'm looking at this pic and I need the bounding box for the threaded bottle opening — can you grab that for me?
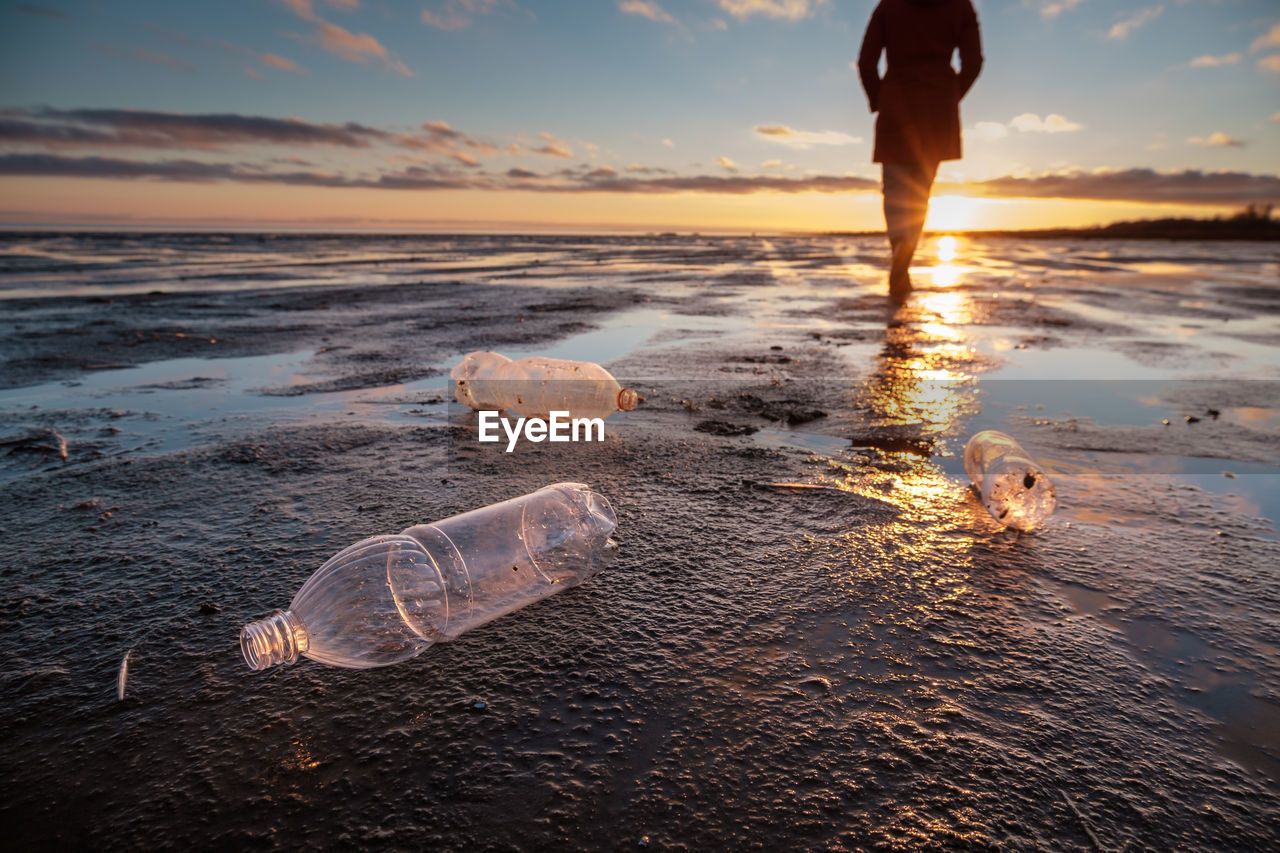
[617,388,639,412]
[240,609,308,671]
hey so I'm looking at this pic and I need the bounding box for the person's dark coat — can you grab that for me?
[858,0,983,164]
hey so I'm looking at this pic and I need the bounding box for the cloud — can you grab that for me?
[312,21,412,74]
[716,156,738,171]
[0,153,248,182]
[94,44,194,73]
[1250,22,1280,53]
[142,24,306,77]
[1108,6,1162,40]
[760,159,781,168]
[5,155,1278,206]
[1009,113,1084,133]
[529,144,572,157]
[372,166,492,189]
[260,53,305,72]
[282,0,360,13]
[1187,131,1244,147]
[964,168,1280,206]
[1027,0,1086,18]
[971,121,1010,141]
[281,0,318,21]
[662,137,675,148]
[0,108,388,150]
[752,124,860,147]
[15,3,69,21]
[550,173,877,194]
[527,132,573,158]
[281,0,413,75]
[0,109,593,173]
[716,0,826,23]
[974,114,1083,139]
[1259,55,1280,73]
[624,163,674,175]
[395,120,497,156]
[421,0,503,30]
[619,1,675,25]
[1188,52,1241,68]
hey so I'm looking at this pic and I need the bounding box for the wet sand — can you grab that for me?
[1,233,1277,849]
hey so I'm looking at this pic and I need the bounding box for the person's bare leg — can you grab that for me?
[903,161,938,282]
[883,163,926,301]
[885,161,940,302]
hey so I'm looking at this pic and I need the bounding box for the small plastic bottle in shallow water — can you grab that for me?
[450,351,639,420]
[964,430,1057,531]
[240,483,616,671]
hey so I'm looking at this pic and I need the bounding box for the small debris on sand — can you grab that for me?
[117,650,132,701]
[1059,788,1109,852]
[761,482,849,493]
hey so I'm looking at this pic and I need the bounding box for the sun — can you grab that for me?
[925,195,977,231]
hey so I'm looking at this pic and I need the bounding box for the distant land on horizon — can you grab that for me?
[836,206,1280,242]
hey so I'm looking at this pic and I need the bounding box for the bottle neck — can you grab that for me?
[241,609,309,671]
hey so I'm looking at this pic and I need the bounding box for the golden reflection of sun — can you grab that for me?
[933,265,961,288]
[932,235,963,287]
[920,290,973,325]
[937,235,958,262]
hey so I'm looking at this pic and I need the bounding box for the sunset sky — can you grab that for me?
[1,0,1278,232]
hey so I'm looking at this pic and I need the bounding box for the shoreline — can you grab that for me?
[3,219,1279,241]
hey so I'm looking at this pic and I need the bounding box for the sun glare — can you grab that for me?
[925,195,976,231]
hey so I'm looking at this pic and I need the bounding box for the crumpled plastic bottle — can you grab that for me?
[450,351,639,420]
[964,430,1056,530]
[240,483,617,670]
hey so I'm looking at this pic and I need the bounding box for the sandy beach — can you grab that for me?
[1,231,1278,849]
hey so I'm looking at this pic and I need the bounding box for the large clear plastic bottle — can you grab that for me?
[240,483,617,671]
[450,351,639,420]
[963,430,1057,530]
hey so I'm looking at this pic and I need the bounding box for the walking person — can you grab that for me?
[858,0,983,302]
